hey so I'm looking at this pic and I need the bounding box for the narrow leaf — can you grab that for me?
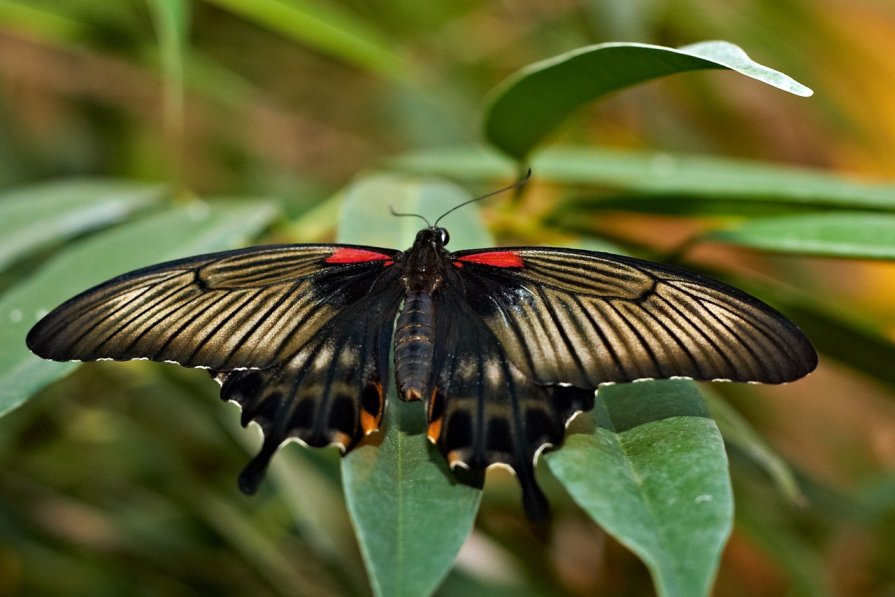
[146,0,189,175]
[340,175,488,597]
[0,179,165,271]
[0,0,87,41]
[484,41,812,159]
[390,146,895,212]
[202,0,408,79]
[707,212,895,259]
[0,199,278,416]
[546,380,733,597]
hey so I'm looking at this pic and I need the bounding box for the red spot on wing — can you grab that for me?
[456,250,524,268]
[325,248,394,265]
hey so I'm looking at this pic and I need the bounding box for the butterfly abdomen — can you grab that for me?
[394,290,436,401]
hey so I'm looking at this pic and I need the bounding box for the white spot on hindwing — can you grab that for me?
[483,357,502,388]
[313,343,335,370]
[338,347,358,369]
[454,358,477,382]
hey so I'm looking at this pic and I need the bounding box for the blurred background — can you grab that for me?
[2,0,895,595]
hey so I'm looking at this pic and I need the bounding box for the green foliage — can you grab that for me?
[3,2,895,596]
[483,41,811,160]
[707,212,895,259]
[393,147,895,213]
[547,381,732,597]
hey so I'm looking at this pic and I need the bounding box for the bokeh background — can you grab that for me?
[2,1,895,595]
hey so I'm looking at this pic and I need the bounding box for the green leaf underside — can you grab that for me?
[0,199,278,416]
[484,41,812,159]
[341,393,482,597]
[707,212,895,259]
[340,175,489,597]
[546,380,733,597]
[390,147,895,212]
[0,179,166,271]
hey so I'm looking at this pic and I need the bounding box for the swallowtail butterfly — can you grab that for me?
[27,184,816,521]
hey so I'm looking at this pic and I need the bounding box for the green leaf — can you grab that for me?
[390,146,895,212]
[0,198,278,417]
[0,0,87,41]
[339,175,489,597]
[146,0,189,166]
[483,41,812,159]
[201,0,408,79]
[0,179,166,271]
[706,212,895,259]
[546,380,733,597]
[342,395,483,597]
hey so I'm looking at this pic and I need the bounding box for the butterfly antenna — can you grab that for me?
[389,205,431,228]
[433,169,532,227]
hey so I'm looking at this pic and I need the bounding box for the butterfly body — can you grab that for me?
[393,227,450,402]
[27,223,817,521]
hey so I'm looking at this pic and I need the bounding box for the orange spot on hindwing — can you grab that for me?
[360,382,384,434]
[426,388,445,443]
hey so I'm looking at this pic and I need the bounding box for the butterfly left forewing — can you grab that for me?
[27,244,400,371]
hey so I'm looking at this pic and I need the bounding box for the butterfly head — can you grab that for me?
[413,226,450,249]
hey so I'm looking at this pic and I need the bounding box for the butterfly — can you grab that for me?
[26,186,817,522]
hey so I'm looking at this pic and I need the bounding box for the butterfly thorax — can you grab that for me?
[398,227,451,292]
[394,227,452,401]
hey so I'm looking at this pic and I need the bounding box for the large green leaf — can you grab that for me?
[0,198,278,416]
[0,179,165,271]
[390,146,895,212]
[339,175,488,597]
[483,41,812,159]
[706,212,895,259]
[546,380,733,597]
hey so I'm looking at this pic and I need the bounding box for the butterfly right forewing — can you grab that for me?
[451,247,817,389]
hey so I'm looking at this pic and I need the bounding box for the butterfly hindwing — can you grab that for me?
[218,274,403,491]
[451,247,817,388]
[427,285,595,521]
